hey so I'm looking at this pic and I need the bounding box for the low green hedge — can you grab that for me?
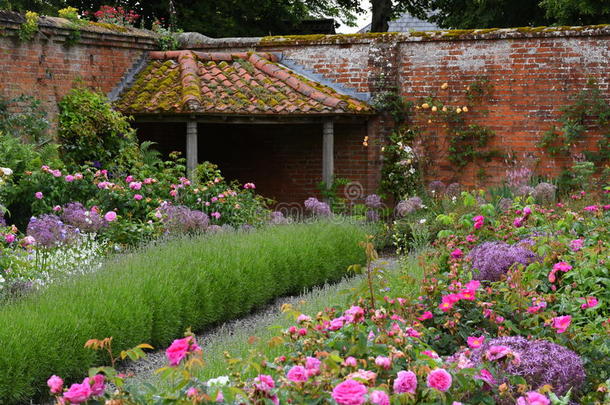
[0,221,366,403]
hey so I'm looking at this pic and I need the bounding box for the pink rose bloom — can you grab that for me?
[5,234,15,244]
[584,205,599,212]
[393,370,417,394]
[286,365,308,382]
[418,311,433,321]
[47,375,63,394]
[370,390,390,405]
[89,374,105,396]
[422,350,439,359]
[165,336,200,366]
[581,296,598,309]
[343,356,358,367]
[426,368,452,392]
[211,197,218,203]
[375,355,392,370]
[459,289,476,301]
[22,235,35,246]
[65,175,75,182]
[63,381,92,403]
[472,215,484,229]
[104,211,117,222]
[439,301,453,312]
[211,212,221,220]
[474,369,496,386]
[287,325,297,334]
[74,173,83,180]
[569,239,584,251]
[296,314,311,323]
[144,177,154,184]
[465,280,481,291]
[523,206,532,217]
[552,315,571,333]
[125,175,134,183]
[466,234,476,242]
[347,369,377,383]
[451,248,463,259]
[129,181,142,190]
[52,169,62,177]
[405,327,421,338]
[603,204,610,211]
[186,387,199,397]
[513,217,524,228]
[329,317,345,331]
[467,336,485,348]
[553,262,572,273]
[485,345,512,361]
[169,189,178,197]
[305,356,321,376]
[134,194,143,200]
[53,205,62,212]
[254,374,275,392]
[516,391,550,405]
[331,379,367,405]
[34,191,43,199]
[298,328,307,336]
[344,305,365,323]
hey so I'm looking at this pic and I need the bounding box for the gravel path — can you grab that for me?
[119,256,398,384]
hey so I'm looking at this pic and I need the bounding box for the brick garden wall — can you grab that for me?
[2,12,609,203]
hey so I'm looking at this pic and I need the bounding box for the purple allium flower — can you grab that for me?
[515,185,535,197]
[366,210,379,222]
[467,242,539,281]
[207,224,223,233]
[365,194,383,209]
[26,214,78,248]
[269,211,290,225]
[498,198,513,212]
[533,182,557,203]
[304,197,331,217]
[445,183,461,198]
[428,180,446,195]
[61,202,105,233]
[469,336,585,396]
[158,204,209,234]
[395,196,423,217]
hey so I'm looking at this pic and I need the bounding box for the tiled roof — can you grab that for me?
[115,50,372,116]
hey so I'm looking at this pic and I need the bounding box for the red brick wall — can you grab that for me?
[0,12,156,129]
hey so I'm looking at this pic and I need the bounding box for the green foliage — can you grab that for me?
[540,0,610,25]
[317,176,350,212]
[448,124,498,168]
[151,18,180,51]
[0,94,50,143]
[537,79,610,162]
[58,7,85,46]
[57,87,141,169]
[17,10,39,41]
[0,221,366,403]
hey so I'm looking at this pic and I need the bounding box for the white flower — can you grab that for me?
[207,376,230,387]
[1,167,13,176]
[409,167,416,174]
[419,218,427,224]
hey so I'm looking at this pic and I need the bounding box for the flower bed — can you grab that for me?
[0,221,365,403]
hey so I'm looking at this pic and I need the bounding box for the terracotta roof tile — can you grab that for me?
[116,50,373,116]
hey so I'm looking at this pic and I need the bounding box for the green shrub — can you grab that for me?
[0,221,365,403]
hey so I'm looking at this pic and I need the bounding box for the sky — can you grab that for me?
[336,0,372,33]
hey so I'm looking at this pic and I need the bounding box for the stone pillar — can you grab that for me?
[186,120,198,177]
[322,120,334,187]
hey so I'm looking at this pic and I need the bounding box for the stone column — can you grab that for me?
[186,120,198,177]
[322,120,334,188]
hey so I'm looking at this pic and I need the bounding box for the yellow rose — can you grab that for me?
[421,103,430,109]
[441,82,449,90]
[463,106,469,112]
[431,106,438,112]
[456,108,462,114]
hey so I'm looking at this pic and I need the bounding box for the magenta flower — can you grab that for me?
[65,174,75,182]
[329,317,345,330]
[569,239,584,251]
[104,211,117,222]
[451,248,463,259]
[553,262,572,272]
[4,234,15,243]
[581,296,598,309]
[418,311,433,321]
[286,365,308,383]
[343,356,358,367]
[375,355,392,370]
[89,374,105,396]
[34,191,43,199]
[467,336,485,348]
[369,390,390,405]
[296,314,311,323]
[426,368,452,392]
[331,379,367,405]
[211,212,221,220]
[552,315,571,333]
[254,374,275,392]
[393,370,417,394]
[513,217,524,228]
[47,375,63,394]
[129,181,142,190]
[422,350,439,359]
[472,215,485,229]
[485,345,512,361]
[244,182,256,189]
[583,205,599,212]
[165,336,201,366]
[305,356,321,376]
[134,194,143,200]
[474,368,496,386]
[63,380,92,403]
[516,391,550,405]
[344,305,365,323]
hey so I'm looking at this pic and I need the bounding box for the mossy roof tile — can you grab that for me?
[115,50,373,116]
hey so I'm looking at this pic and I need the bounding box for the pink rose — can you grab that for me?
[134,194,143,200]
[344,305,365,323]
[426,368,452,392]
[474,369,496,386]
[104,211,117,222]
[513,217,524,228]
[467,335,485,348]
[34,191,43,199]
[451,248,463,259]
[286,365,308,382]
[47,375,63,394]
[516,391,550,405]
[305,356,321,376]
[466,234,476,242]
[254,374,275,392]
[125,175,134,183]
[65,175,75,182]
[211,212,221,220]
[297,314,311,323]
[343,356,358,367]
[553,262,572,273]
[418,311,433,321]
[422,350,439,359]
[584,205,599,212]
[4,234,15,244]
[63,381,92,403]
[165,336,200,366]
[328,317,345,331]
[552,315,571,333]
[486,345,512,361]
[331,379,367,405]
[90,374,105,396]
[581,296,598,309]
[375,355,392,370]
[393,370,417,394]
[370,390,390,405]
[569,239,584,251]
[129,181,142,190]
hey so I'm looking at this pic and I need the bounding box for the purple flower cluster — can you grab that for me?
[304,197,331,217]
[467,241,539,281]
[396,196,423,217]
[159,204,209,234]
[61,202,105,233]
[269,211,290,225]
[469,336,585,396]
[533,182,557,202]
[445,182,461,198]
[26,214,78,248]
[506,167,533,189]
[428,180,446,195]
[365,194,382,209]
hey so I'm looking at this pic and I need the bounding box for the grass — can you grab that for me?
[0,221,366,403]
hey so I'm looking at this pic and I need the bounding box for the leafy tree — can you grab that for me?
[539,0,610,26]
